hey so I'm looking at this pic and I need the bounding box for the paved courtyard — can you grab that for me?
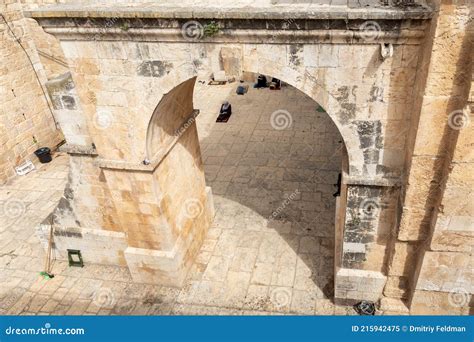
[0,80,353,315]
[192,81,343,314]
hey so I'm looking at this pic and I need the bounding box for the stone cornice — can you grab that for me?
[25,7,431,44]
[24,4,433,20]
[37,26,427,45]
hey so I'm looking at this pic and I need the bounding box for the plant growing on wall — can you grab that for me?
[120,22,130,31]
[203,21,219,37]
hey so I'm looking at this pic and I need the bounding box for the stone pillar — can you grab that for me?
[334,178,398,304]
[39,51,214,287]
[97,118,215,286]
[112,77,214,286]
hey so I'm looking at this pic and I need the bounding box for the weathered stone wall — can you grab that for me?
[27,33,215,286]
[45,72,93,146]
[36,221,128,266]
[25,18,69,79]
[385,0,473,314]
[19,0,65,8]
[0,0,62,183]
[19,1,69,78]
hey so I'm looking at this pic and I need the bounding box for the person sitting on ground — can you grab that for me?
[254,74,267,88]
[220,101,232,115]
[216,101,233,123]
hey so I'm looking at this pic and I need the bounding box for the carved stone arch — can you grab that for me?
[144,58,360,175]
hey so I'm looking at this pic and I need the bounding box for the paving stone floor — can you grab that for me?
[0,81,358,315]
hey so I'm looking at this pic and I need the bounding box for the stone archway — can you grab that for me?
[33,9,425,304]
[141,62,359,177]
[144,72,350,301]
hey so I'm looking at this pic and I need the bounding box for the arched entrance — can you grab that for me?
[146,72,349,311]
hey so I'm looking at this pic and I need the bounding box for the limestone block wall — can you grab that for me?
[0,0,62,183]
[334,146,349,284]
[19,0,66,8]
[148,124,212,284]
[385,0,473,313]
[335,268,387,302]
[102,169,169,250]
[53,39,422,178]
[25,18,69,79]
[123,119,214,286]
[36,221,128,266]
[45,72,93,147]
[410,66,473,315]
[342,185,398,271]
[59,155,122,232]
